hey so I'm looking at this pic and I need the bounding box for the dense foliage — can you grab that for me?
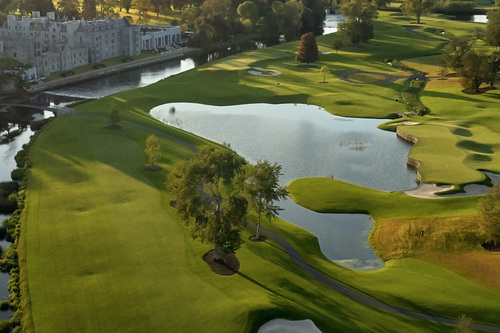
[338,0,378,45]
[168,147,248,260]
[295,32,319,63]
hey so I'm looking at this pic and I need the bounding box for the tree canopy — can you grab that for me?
[401,0,437,24]
[295,32,319,64]
[145,134,161,167]
[236,160,287,240]
[485,9,500,48]
[168,147,248,261]
[338,0,378,45]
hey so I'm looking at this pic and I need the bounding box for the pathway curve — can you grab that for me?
[251,223,500,332]
[73,112,500,332]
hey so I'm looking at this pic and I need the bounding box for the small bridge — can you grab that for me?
[0,103,74,116]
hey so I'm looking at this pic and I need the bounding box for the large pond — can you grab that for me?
[151,103,417,270]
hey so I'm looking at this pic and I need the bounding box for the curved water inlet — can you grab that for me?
[150,103,416,271]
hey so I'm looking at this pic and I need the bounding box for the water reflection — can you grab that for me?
[151,102,416,270]
[323,14,347,35]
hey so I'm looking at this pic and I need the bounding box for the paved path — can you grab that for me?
[250,223,500,332]
[74,112,500,332]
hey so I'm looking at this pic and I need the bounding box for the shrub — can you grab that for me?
[61,70,75,77]
[0,301,9,311]
[30,118,51,131]
[0,321,10,333]
[10,169,24,182]
[10,309,22,327]
[14,150,27,169]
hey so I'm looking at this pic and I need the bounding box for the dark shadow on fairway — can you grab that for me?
[424,90,489,103]
[457,140,494,154]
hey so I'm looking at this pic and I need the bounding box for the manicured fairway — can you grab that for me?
[19,9,500,333]
[22,115,456,333]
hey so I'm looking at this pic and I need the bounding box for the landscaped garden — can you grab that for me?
[15,9,500,333]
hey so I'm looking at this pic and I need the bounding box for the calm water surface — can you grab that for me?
[323,14,347,35]
[151,103,417,270]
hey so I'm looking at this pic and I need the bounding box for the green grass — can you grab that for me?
[21,114,458,333]
[20,9,500,332]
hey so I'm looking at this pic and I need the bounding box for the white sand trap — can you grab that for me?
[248,67,281,76]
[389,121,420,126]
[321,51,331,54]
[258,319,322,333]
[404,171,500,198]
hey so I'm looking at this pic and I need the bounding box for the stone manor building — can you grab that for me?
[0,11,181,79]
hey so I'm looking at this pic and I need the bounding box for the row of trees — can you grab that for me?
[168,147,287,261]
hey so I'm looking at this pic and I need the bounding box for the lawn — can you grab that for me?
[19,8,500,333]
[20,114,455,333]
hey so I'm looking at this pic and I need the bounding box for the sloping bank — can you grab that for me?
[27,48,199,94]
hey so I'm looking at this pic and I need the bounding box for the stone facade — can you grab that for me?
[140,25,181,51]
[0,12,145,78]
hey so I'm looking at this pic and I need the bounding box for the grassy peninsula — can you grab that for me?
[18,10,500,333]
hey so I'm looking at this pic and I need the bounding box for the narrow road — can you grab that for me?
[250,223,500,332]
[74,112,500,332]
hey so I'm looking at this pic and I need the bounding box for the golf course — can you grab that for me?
[13,9,500,333]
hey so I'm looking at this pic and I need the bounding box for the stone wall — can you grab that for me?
[396,128,422,182]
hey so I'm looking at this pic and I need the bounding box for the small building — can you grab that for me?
[140,25,182,52]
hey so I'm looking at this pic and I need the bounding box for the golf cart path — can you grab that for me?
[75,112,500,331]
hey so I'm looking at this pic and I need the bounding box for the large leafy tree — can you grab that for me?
[338,0,378,45]
[401,0,436,24]
[295,31,319,64]
[150,0,169,17]
[485,9,500,48]
[236,160,288,240]
[237,0,259,29]
[478,185,500,245]
[122,0,133,12]
[459,50,490,92]
[133,0,153,23]
[261,11,281,45]
[440,38,473,71]
[168,147,248,261]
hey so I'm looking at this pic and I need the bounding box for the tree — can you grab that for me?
[339,0,378,45]
[401,0,436,24]
[122,0,133,12]
[295,32,319,64]
[273,0,304,42]
[261,11,281,45]
[236,160,287,240]
[320,65,330,83]
[459,50,490,92]
[478,184,500,245]
[168,147,248,261]
[485,9,500,48]
[441,38,473,71]
[145,134,161,168]
[133,0,152,23]
[57,0,80,18]
[374,0,390,9]
[110,109,121,128]
[81,0,97,18]
[332,39,343,53]
[453,314,476,333]
[150,0,168,17]
[237,0,258,31]
[97,0,116,17]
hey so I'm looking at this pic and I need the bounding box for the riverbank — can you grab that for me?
[26,48,200,94]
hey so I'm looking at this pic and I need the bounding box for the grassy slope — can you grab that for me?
[22,115,454,333]
[21,9,500,332]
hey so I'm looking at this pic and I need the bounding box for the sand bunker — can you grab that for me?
[258,319,322,333]
[248,67,281,76]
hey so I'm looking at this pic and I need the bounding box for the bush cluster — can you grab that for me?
[434,0,475,15]
[0,122,49,333]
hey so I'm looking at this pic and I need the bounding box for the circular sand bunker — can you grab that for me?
[248,67,281,76]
